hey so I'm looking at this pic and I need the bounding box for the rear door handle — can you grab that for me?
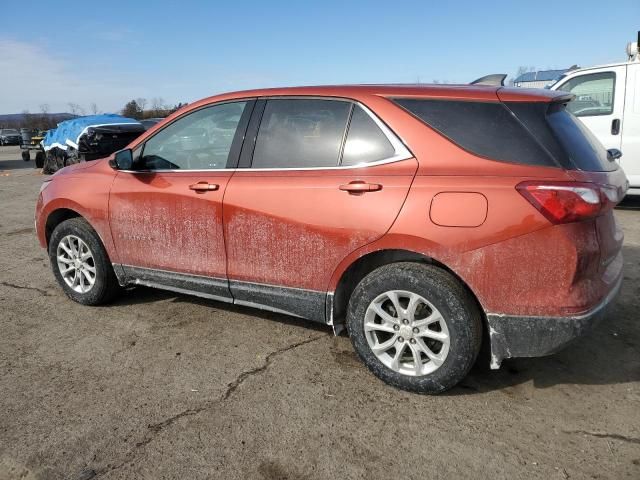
[611,118,621,135]
[189,182,219,192]
[339,181,383,194]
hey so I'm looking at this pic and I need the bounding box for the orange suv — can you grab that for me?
[35,85,627,393]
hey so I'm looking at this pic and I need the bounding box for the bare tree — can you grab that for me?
[21,109,39,130]
[68,102,85,116]
[150,97,164,117]
[136,98,148,116]
[90,103,99,115]
[38,104,51,130]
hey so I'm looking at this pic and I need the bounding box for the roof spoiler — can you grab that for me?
[470,74,507,86]
[551,92,575,104]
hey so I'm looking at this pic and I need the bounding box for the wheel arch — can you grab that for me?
[327,248,487,337]
[45,207,83,247]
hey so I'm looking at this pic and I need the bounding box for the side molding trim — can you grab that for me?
[113,264,327,324]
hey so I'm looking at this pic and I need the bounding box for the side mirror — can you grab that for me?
[607,148,622,162]
[109,149,134,170]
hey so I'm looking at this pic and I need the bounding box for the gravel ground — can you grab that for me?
[0,145,638,480]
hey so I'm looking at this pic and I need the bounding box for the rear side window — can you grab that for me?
[341,105,395,166]
[252,99,351,168]
[392,98,557,167]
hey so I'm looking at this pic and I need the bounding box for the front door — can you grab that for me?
[109,100,253,300]
[223,98,418,321]
[554,66,627,153]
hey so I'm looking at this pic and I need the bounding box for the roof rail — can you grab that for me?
[470,74,507,86]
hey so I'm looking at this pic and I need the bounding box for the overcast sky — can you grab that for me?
[1,0,639,114]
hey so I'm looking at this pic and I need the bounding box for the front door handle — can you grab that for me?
[611,118,621,135]
[189,182,219,192]
[339,181,383,194]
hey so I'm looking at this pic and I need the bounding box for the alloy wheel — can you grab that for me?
[364,290,450,376]
[56,235,96,293]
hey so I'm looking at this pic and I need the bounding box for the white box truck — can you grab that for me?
[549,34,640,195]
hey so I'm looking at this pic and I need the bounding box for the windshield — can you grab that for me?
[545,74,567,89]
[2,129,19,135]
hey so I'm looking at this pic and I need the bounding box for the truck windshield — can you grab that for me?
[544,74,566,89]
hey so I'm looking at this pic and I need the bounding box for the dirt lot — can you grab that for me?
[0,145,638,480]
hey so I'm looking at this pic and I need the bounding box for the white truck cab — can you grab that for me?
[550,37,640,195]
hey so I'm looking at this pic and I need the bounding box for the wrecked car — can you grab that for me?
[34,85,626,393]
[41,114,146,174]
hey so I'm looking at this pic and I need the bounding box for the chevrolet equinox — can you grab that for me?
[35,85,627,393]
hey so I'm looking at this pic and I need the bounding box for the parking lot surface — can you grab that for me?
[0,145,638,480]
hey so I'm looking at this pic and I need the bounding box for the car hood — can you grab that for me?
[53,158,106,177]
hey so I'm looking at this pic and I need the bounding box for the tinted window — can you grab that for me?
[556,72,615,117]
[504,102,570,168]
[139,101,247,170]
[546,103,615,171]
[252,99,350,168]
[341,106,395,166]
[393,98,557,167]
[505,101,615,172]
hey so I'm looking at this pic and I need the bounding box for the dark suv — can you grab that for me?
[0,129,22,146]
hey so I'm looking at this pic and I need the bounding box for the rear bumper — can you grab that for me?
[486,273,623,369]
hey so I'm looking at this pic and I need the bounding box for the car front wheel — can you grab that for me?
[48,218,120,305]
[346,262,482,394]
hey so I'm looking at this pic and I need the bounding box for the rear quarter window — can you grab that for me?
[341,105,395,166]
[392,98,558,167]
[545,103,616,172]
[504,101,616,172]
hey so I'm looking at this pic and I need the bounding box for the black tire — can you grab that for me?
[346,262,482,394]
[22,151,30,161]
[48,217,120,305]
[42,152,56,174]
[35,151,45,168]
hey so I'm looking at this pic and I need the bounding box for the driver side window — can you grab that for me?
[557,72,615,117]
[139,101,248,170]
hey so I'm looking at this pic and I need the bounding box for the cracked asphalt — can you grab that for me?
[0,145,639,480]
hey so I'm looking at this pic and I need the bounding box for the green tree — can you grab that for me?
[121,99,143,119]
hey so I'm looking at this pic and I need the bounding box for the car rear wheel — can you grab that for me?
[346,262,482,394]
[48,218,120,305]
[22,151,30,161]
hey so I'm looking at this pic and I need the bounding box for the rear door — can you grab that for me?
[553,66,626,153]
[223,98,417,321]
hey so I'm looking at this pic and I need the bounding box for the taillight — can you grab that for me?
[516,181,618,224]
